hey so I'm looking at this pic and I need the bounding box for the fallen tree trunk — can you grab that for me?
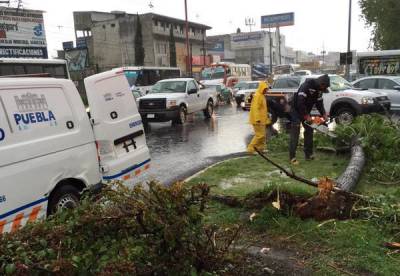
[336,138,365,192]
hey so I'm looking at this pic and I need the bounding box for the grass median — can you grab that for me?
[187,133,400,275]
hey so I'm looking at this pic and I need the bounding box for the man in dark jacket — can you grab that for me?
[289,74,330,165]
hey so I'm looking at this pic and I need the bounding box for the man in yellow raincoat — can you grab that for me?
[247,81,271,154]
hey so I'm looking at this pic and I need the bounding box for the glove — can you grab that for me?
[304,115,312,123]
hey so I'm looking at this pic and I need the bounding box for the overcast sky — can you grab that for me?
[18,0,372,57]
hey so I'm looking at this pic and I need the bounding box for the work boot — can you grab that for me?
[290,158,299,165]
[305,155,315,161]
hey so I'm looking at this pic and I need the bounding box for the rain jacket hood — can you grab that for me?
[249,82,270,125]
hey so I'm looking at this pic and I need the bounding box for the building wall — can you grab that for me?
[207,30,293,66]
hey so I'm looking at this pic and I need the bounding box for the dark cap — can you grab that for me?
[317,74,330,88]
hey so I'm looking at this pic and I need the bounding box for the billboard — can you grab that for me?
[359,55,400,76]
[261,12,295,28]
[232,32,262,42]
[209,41,224,52]
[0,8,47,58]
[65,49,88,72]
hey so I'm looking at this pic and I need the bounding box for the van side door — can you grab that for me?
[84,69,151,186]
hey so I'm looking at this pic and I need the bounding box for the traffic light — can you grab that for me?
[340,52,353,65]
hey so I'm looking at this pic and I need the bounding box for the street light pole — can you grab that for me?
[184,0,191,77]
[345,0,352,80]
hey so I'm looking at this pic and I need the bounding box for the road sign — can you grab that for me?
[76,37,87,49]
[261,12,295,28]
[63,41,74,50]
[340,52,353,65]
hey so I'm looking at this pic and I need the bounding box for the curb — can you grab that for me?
[184,155,249,183]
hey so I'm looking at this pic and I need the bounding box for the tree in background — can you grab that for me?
[135,15,145,66]
[359,0,400,50]
[169,26,177,67]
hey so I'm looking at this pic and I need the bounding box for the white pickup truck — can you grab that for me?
[138,78,217,124]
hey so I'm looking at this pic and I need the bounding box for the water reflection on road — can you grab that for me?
[145,105,253,184]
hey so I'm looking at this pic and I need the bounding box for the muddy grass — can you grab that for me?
[188,151,400,275]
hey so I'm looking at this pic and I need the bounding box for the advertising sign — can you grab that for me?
[0,8,47,58]
[76,37,87,49]
[209,41,224,52]
[63,41,74,50]
[65,49,88,72]
[359,55,400,76]
[232,32,262,42]
[261,12,295,28]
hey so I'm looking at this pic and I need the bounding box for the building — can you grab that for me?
[0,7,47,58]
[72,11,211,73]
[207,30,294,67]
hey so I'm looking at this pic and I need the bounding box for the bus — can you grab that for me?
[200,62,251,88]
[0,58,70,79]
[357,50,400,77]
[122,66,181,95]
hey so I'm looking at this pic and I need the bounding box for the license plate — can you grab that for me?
[147,114,155,118]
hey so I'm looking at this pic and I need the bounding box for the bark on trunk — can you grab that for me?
[336,138,365,192]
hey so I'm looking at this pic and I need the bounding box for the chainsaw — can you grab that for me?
[304,116,337,138]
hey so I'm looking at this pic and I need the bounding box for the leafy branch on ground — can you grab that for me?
[0,182,241,275]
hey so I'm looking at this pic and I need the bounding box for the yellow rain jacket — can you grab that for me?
[249,81,271,125]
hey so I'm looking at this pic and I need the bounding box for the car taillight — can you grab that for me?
[95,140,116,159]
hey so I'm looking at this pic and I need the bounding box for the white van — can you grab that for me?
[0,68,151,234]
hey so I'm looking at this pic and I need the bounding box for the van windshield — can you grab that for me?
[151,81,187,93]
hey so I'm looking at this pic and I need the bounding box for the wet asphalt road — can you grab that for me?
[144,104,254,184]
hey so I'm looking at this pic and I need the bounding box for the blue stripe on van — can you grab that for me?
[102,159,151,181]
[0,197,48,220]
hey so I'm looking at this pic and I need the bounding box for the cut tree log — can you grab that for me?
[336,138,365,192]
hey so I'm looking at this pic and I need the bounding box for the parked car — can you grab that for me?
[352,76,400,113]
[245,74,391,125]
[0,69,151,234]
[234,81,260,106]
[294,70,312,76]
[138,78,217,125]
[206,84,233,104]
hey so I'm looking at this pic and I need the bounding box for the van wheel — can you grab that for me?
[173,106,187,124]
[335,107,356,125]
[48,185,81,215]
[203,100,214,118]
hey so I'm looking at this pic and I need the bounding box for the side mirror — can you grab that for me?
[393,86,400,91]
[188,88,198,94]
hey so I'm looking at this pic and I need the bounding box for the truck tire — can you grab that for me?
[173,105,187,124]
[48,184,81,215]
[335,107,356,125]
[203,100,214,118]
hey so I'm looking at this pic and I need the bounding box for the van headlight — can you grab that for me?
[167,100,177,109]
[361,97,374,105]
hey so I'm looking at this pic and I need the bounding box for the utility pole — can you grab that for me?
[184,0,191,77]
[277,27,282,65]
[268,27,273,75]
[345,0,352,80]
[202,31,206,66]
